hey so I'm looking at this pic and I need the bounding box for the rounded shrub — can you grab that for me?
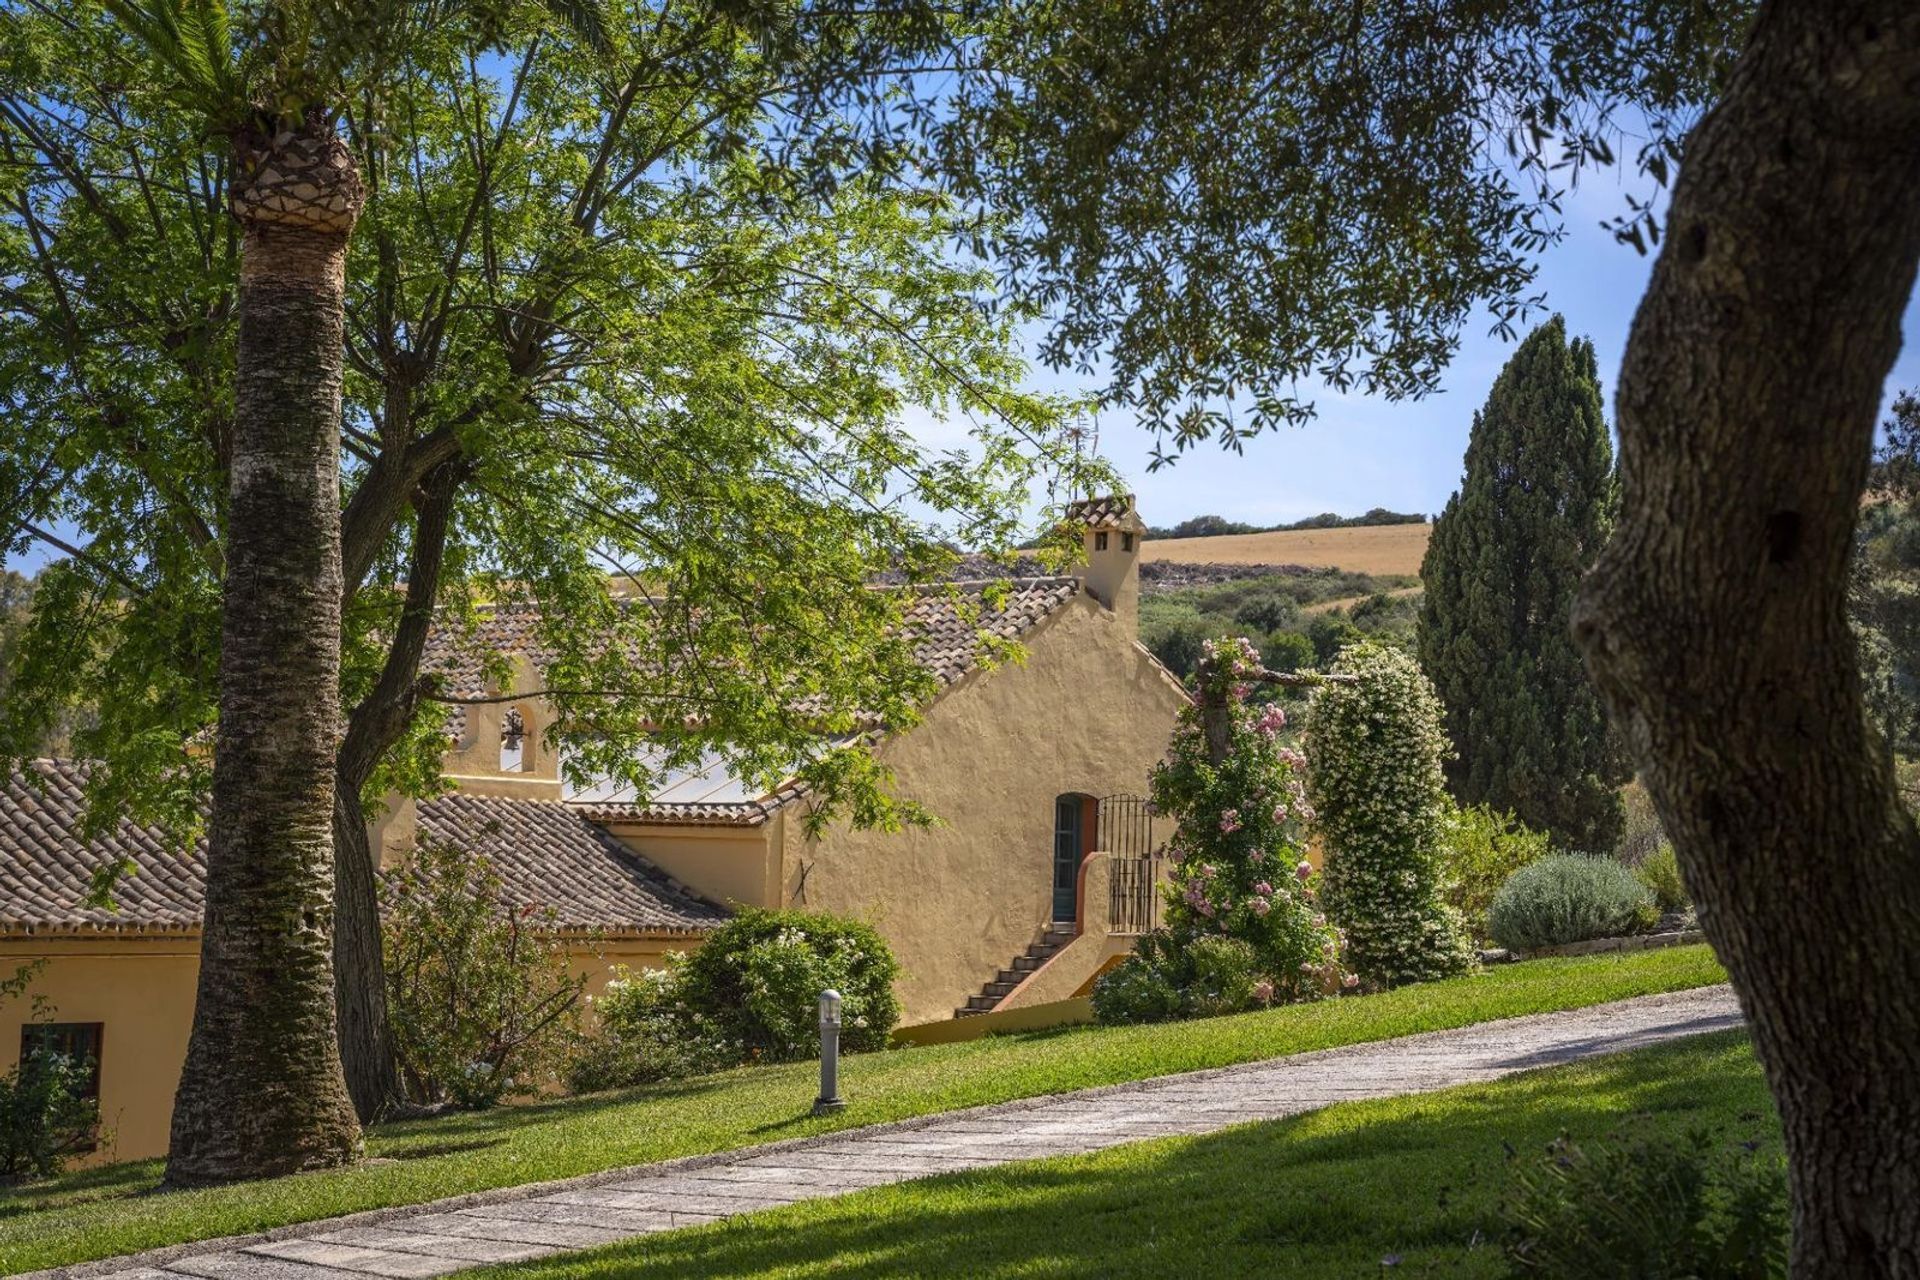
[1304,642,1473,986]
[1488,854,1657,951]
[674,908,900,1060]
[1091,932,1272,1025]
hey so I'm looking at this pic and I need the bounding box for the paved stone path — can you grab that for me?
[54,986,1741,1280]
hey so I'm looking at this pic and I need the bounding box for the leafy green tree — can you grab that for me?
[1418,318,1629,852]
[0,0,1100,1176]
[942,5,1920,1267]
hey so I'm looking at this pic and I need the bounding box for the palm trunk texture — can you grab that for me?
[167,113,365,1184]
[1573,2,1920,1272]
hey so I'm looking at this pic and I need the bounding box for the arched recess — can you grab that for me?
[1052,793,1097,922]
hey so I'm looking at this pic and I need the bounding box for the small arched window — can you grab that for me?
[500,706,529,773]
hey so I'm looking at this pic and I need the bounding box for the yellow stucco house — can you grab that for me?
[0,497,1186,1163]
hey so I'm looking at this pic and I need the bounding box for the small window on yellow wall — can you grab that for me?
[20,1021,103,1152]
[1121,532,1135,552]
[1094,531,1109,551]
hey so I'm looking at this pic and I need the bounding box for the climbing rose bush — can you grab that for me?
[1304,642,1474,988]
[1096,637,1347,1023]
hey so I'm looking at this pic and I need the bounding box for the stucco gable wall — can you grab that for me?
[782,593,1188,1025]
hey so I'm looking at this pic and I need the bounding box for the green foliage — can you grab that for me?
[565,960,734,1094]
[1099,637,1346,1024]
[1139,609,1216,679]
[1138,570,1415,681]
[1091,932,1267,1025]
[1489,855,1657,951]
[1637,843,1691,915]
[0,0,1114,856]
[1441,803,1554,943]
[381,840,586,1109]
[0,965,102,1182]
[1304,643,1473,986]
[939,1,1745,449]
[1305,613,1365,665]
[1418,318,1632,852]
[1502,1126,1787,1278]
[1853,391,1920,756]
[674,909,899,1062]
[1258,629,1316,674]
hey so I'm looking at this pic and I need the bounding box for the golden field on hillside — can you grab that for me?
[1144,522,1432,575]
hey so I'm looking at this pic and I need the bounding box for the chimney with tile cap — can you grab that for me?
[1066,494,1144,635]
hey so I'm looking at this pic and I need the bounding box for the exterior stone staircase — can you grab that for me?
[955,924,1077,1017]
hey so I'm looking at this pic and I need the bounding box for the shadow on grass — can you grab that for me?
[483,1031,1775,1280]
[0,1156,164,1216]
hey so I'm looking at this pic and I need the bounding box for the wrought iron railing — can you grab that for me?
[1108,852,1165,935]
[1099,793,1164,935]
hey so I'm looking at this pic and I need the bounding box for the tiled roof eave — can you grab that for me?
[0,921,204,939]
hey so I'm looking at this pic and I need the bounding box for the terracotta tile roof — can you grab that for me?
[415,793,728,933]
[0,761,204,932]
[423,577,1086,742]
[900,577,1081,686]
[1064,493,1138,529]
[0,761,726,936]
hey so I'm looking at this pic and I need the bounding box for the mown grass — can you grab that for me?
[0,946,1726,1274]
[483,1030,1775,1280]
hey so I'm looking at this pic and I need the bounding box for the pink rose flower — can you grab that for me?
[1253,881,1273,896]
[1219,809,1242,834]
[1250,896,1271,918]
[1342,973,1360,990]
[1296,860,1314,882]
[1249,849,1266,865]
[1252,980,1275,1004]
[1271,803,1289,823]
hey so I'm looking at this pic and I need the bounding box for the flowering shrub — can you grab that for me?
[1304,642,1473,987]
[1096,637,1347,1024]
[382,839,587,1109]
[564,957,735,1094]
[674,908,900,1061]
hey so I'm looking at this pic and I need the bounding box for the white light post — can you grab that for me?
[813,988,845,1115]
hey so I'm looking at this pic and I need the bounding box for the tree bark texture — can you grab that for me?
[1572,3,1920,1273]
[333,463,460,1123]
[167,116,365,1184]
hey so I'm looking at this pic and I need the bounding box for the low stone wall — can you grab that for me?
[1480,929,1707,965]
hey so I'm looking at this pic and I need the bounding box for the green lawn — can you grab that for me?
[0,947,1726,1274]
[483,1030,1776,1280]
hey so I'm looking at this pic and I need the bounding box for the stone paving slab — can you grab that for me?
[42,986,1741,1280]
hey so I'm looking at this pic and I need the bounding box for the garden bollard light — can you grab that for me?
[813,988,845,1115]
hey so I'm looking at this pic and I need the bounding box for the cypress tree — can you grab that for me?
[1418,316,1629,852]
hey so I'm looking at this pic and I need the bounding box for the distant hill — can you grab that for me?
[1146,508,1427,540]
[1143,522,1432,577]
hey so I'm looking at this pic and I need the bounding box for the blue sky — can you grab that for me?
[15,176,1920,575]
[1052,178,1920,530]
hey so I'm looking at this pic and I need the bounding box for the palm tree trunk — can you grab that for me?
[1573,2,1920,1271]
[166,111,364,1184]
